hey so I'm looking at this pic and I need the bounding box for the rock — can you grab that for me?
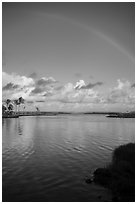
[98,195,102,199]
[112,196,119,201]
[85,178,93,184]
[93,168,111,186]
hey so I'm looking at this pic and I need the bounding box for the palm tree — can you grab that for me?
[2,105,7,114]
[36,106,40,112]
[6,99,11,104]
[18,97,25,111]
[19,97,25,104]
[13,99,20,112]
[8,103,14,113]
[6,99,11,110]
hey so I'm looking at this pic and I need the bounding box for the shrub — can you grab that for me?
[93,143,135,201]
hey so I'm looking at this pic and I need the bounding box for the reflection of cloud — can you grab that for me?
[17,118,23,136]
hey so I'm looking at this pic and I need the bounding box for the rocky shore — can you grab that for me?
[86,143,135,201]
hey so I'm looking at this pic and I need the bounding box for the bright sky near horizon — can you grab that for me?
[2,2,135,112]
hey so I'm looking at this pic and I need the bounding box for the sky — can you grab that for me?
[2,2,135,112]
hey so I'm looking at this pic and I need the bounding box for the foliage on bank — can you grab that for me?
[86,143,135,201]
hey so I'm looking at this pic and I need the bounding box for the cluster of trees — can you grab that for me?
[2,97,25,113]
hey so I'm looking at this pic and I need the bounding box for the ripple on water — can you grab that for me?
[2,115,134,201]
[73,146,84,152]
[98,144,113,151]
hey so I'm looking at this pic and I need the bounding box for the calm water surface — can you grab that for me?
[2,115,135,201]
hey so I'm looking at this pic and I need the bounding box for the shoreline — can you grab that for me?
[2,111,135,118]
[86,143,135,202]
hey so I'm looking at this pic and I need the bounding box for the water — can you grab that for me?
[2,115,135,201]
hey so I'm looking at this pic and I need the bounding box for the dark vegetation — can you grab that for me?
[106,111,135,118]
[86,143,135,201]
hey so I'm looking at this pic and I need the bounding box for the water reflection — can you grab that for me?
[17,118,23,135]
[3,117,36,157]
[2,115,135,202]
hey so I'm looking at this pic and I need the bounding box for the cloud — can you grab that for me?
[36,77,57,86]
[2,71,135,111]
[3,82,19,91]
[2,72,35,100]
[2,72,34,88]
[56,79,134,109]
[29,76,58,95]
[29,72,37,79]
[26,100,34,104]
[74,80,103,90]
[105,79,135,105]
[58,92,99,104]
[31,87,44,94]
[131,83,135,88]
[43,92,53,97]
[30,77,57,95]
[80,82,103,89]
[50,81,101,105]
[35,100,45,103]
[55,85,64,91]
[74,80,86,89]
